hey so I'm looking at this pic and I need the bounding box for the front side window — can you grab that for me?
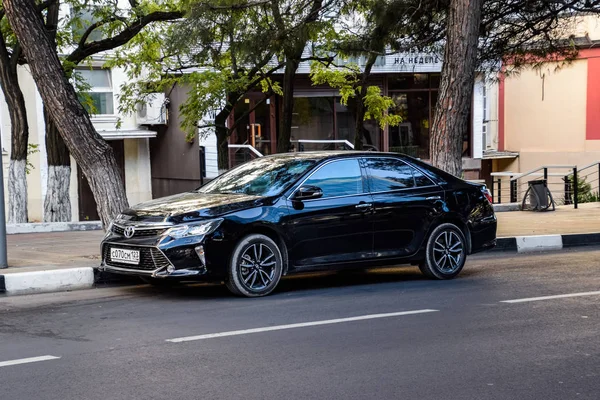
[303,159,363,198]
[75,68,114,115]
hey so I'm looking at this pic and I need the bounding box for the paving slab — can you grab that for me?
[496,202,600,237]
[3,230,104,273]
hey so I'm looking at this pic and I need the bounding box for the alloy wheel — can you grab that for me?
[432,230,464,273]
[238,243,277,291]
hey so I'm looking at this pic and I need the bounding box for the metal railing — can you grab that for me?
[228,140,356,168]
[491,165,580,208]
[292,139,355,151]
[575,161,600,204]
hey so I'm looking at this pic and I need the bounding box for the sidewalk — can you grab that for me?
[1,203,600,295]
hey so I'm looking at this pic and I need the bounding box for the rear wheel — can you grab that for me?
[226,234,283,297]
[419,223,467,280]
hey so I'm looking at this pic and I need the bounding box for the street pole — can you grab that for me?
[0,131,8,268]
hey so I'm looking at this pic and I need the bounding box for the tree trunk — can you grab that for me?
[42,0,72,222]
[276,59,300,154]
[353,55,377,150]
[215,112,229,171]
[44,110,72,222]
[430,0,483,176]
[4,0,128,228]
[0,37,29,223]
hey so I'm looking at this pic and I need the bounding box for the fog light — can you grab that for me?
[195,245,206,265]
[167,265,175,274]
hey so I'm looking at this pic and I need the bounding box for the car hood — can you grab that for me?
[122,191,266,223]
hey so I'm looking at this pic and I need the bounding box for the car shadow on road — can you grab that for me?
[115,264,478,300]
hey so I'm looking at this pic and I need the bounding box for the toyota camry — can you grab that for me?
[100,152,497,297]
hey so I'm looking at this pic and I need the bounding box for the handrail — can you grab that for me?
[228,144,263,157]
[510,165,576,182]
[579,161,600,172]
[293,139,355,149]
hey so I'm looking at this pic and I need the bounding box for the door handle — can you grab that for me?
[355,203,373,209]
[426,196,441,201]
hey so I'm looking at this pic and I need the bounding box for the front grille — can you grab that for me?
[112,225,167,238]
[103,244,171,271]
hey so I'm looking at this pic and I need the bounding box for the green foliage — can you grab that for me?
[310,62,402,129]
[565,174,600,204]
[25,144,40,175]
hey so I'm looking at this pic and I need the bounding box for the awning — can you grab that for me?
[482,150,519,160]
[98,129,157,140]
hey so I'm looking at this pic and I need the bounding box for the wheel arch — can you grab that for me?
[239,224,290,275]
[429,214,472,255]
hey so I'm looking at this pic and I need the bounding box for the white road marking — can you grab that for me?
[166,309,439,343]
[501,291,600,304]
[0,355,61,368]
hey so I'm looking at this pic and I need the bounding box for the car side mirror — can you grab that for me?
[293,185,323,201]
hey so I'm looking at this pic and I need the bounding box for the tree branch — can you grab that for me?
[67,10,184,67]
[77,16,128,49]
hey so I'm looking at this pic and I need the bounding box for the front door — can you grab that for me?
[363,157,444,258]
[286,158,374,268]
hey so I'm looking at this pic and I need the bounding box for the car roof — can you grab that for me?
[262,151,408,161]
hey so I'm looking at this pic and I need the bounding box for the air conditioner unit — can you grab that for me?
[136,93,167,125]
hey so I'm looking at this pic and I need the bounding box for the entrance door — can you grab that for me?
[78,140,126,221]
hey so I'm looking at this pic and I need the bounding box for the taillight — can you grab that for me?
[482,186,493,204]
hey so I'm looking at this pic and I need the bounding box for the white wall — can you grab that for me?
[472,75,484,160]
[199,133,219,178]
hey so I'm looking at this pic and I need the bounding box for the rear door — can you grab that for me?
[363,156,444,258]
[286,158,374,268]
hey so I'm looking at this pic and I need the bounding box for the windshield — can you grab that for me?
[198,157,317,197]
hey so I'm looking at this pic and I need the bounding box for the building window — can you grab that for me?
[71,8,105,43]
[76,68,115,115]
[291,97,335,150]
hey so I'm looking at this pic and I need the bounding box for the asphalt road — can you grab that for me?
[1,248,599,400]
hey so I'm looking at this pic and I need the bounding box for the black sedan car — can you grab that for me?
[100,152,496,297]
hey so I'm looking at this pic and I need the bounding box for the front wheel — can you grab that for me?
[226,234,283,297]
[419,223,467,280]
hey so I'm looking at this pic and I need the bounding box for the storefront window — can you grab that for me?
[291,97,334,151]
[388,74,429,90]
[388,92,430,159]
[335,97,382,151]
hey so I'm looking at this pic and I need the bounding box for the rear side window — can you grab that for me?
[364,158,434,192]
[411,166,435,187]
[303,159,363,198]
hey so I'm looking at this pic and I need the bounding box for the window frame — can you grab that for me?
[75,68,115,116]
[288,157,368,201]
[361,156,438,195]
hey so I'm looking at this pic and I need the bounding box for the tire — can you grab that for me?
[419,223,467,280]
[226,234,283,297]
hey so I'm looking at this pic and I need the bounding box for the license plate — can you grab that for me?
[110,248,140,265]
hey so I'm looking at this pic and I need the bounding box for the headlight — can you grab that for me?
[164,219,223,239]
[104,221,114,239]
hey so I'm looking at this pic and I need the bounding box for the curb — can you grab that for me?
[7,221,102,235]
[0,267,95,296]
[2,232,600,296]
[493,232,600,253]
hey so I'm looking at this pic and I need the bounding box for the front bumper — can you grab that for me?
[100,234,210,280]
[99,261,207,279]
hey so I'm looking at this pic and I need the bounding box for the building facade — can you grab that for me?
[493,15,600,184]
[220,50,494,181]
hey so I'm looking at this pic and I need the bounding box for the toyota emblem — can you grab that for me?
[124,226,136,238]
